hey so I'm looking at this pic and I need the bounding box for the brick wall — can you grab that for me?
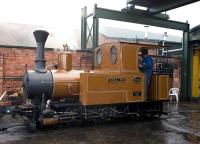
[72,51,93,70]
[0,47,93,95]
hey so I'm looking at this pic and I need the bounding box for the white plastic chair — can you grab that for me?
[169,88,179,102]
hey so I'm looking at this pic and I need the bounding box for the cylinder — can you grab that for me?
[33,30,49,73]
[58,51,72,71]
[41,117,59,126]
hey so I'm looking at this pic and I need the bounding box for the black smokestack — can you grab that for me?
[33,30,49,73]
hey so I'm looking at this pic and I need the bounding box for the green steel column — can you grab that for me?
[93,4,99,49]
[181,29,191,101]
[81,7,87,50]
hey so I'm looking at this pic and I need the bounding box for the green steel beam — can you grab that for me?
[181,30,191,100]
[94,7,189,31]
[122,8,169,20]
[81,7,87,50]
[127,0,199,15]
[93,15,99,49]
[148,0,199,15]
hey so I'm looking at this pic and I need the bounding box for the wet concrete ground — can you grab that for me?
[1,102,200,144]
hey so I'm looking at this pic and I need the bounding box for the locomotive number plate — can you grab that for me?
[107,77,125,82]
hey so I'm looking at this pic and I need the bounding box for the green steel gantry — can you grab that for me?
[81,4,191,101]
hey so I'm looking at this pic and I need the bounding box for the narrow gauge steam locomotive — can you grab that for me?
[19,30,172,128]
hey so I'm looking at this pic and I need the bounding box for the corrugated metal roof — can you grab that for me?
[0,22,66,49]
[100,26,182,42]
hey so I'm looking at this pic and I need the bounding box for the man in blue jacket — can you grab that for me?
[139,48,153,100]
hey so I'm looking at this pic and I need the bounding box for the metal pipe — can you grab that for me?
[33,30,49,73]
[162,48,182,53]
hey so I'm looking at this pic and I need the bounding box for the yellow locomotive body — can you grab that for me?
[21,30,171,128]
[51,41,170,105]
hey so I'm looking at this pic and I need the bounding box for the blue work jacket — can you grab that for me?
[142,55,153,74]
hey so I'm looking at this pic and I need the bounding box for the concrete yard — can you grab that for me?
[0,102,200,144]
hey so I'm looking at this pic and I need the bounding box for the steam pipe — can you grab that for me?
[33,30,49,73]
